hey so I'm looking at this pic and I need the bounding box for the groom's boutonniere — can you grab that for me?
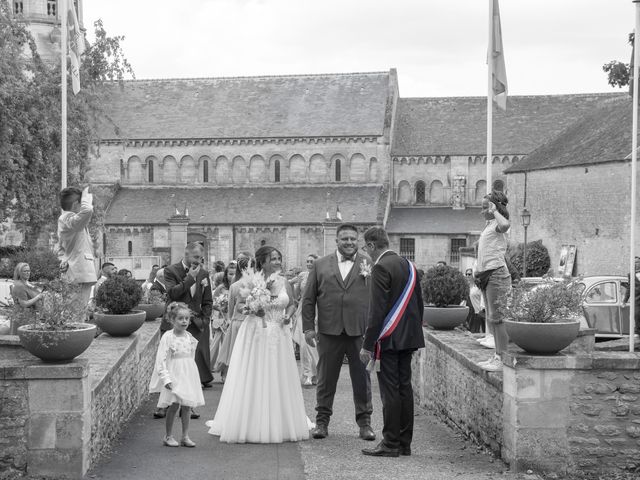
[360,260,372,285]
[201,278,209,288]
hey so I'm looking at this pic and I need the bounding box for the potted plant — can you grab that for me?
[94,275,145,336]
[422,265,470,329]
[138,289,167,321]
[10,279,96,362]
[499,278,584,354]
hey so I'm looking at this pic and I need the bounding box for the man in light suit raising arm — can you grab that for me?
[57,186,98,305]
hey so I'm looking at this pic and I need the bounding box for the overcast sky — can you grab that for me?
[82,0,634,98]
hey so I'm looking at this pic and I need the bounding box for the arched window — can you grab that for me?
[14,2,23,14]
[274,160,281,183]
[203,160,209,183]
[127,241,133,257]
[492,179,504,192]
[335,159,342,182]
[415,181,426,204]
[148,160,154,183]
[47,0,56,16]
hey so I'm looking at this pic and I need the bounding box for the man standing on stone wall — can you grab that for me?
[56,186,98,306]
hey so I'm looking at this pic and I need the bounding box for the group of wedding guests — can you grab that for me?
[149,222,427,457]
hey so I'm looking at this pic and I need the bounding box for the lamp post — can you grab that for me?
[521,208,531,277]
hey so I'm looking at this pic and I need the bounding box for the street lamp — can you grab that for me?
[521,208,531,277]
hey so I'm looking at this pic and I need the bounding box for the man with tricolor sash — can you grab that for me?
[360,227,425,457]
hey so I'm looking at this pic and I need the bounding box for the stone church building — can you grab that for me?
[91,70,620,271]
[9,1,631,274]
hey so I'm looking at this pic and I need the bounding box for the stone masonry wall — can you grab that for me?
[412,330,504,453]
[568,364,640,473]
[507,162,640,276]
[0,371,28,479]
[86,322,160,469]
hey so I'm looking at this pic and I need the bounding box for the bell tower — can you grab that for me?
[11,0,85,64]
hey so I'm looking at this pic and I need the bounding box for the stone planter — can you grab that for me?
[17,322,96,362]
[505,319,581,355]
[137,303,165,321]
[94,310,146,337]
[423,305,469,330]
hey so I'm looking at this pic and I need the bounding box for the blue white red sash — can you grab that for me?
[368,259,418,372]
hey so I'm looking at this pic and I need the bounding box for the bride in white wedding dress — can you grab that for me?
[206,246,310,443]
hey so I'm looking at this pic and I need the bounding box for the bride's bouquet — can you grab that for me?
[241,269,278,328]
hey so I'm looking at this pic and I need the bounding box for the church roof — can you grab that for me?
[97,72,391,140]
[385,207,483,234]
[391,93,626,156]
[505,96,635,173]
[104,186,387,225]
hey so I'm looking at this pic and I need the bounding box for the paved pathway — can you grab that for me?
[85,364,536,480]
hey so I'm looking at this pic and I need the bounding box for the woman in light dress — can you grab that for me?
[206,246,310,443]
[209,262,236,381]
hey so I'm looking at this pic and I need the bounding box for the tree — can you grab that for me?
[602,33,633,88]
[0,5,133,246]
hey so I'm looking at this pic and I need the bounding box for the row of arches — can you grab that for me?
[396,179,505,205]
[121,153,379,185]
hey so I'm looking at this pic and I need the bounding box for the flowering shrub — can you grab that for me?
[140,289,166,305]
[95,275,142,314]
[422,265,469,308]
[497,278,584,323]
[8,279,87,331]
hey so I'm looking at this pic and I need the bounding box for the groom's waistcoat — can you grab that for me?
[301,252,371,336]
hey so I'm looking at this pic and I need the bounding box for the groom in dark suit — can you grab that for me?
[302,223,375,441]
[359,227,425,457]
[164,242,214,388]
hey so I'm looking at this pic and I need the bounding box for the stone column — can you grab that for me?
[26,360,91,478]
[217,226,234,262]
[168,213,189,264]
[322,220,340,256]
[285,227,301,269]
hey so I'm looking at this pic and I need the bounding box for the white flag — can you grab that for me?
[67,4,85,95]
[490,0,508,110]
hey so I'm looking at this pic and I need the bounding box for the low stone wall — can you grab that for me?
[0,320,161,479]
[412,328,640,477]
[502,351,640,476]
[412,329,504,452]
[85,322,160,467]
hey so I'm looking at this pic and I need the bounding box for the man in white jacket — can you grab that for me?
[56,186,98,305]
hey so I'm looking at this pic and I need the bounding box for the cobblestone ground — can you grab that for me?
[86,363,539,480]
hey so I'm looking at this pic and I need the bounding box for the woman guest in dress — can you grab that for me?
[206,246,310,443]
[149,302,205,447]
[291,254,319,386]
[11,263,44,312]
[214,256,252,376]
[210,261,236,381]
[475,190,511,372]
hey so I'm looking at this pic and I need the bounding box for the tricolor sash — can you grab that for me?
[367,259,418,372]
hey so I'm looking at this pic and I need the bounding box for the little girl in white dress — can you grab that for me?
[149,302,205,447]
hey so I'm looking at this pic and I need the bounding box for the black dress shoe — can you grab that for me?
[311,424,328,439]
[153,408,166,419]
[190,409,200,419]
[359,425,376,441]
[400,446,411,456]
[362,442,399,458]
[201,382,213,389]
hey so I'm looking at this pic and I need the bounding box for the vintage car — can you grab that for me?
[579,275,633,338]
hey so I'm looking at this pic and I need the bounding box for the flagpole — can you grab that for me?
[486,0,493,194]
[630,0,640,353]
[61,0,68,189]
